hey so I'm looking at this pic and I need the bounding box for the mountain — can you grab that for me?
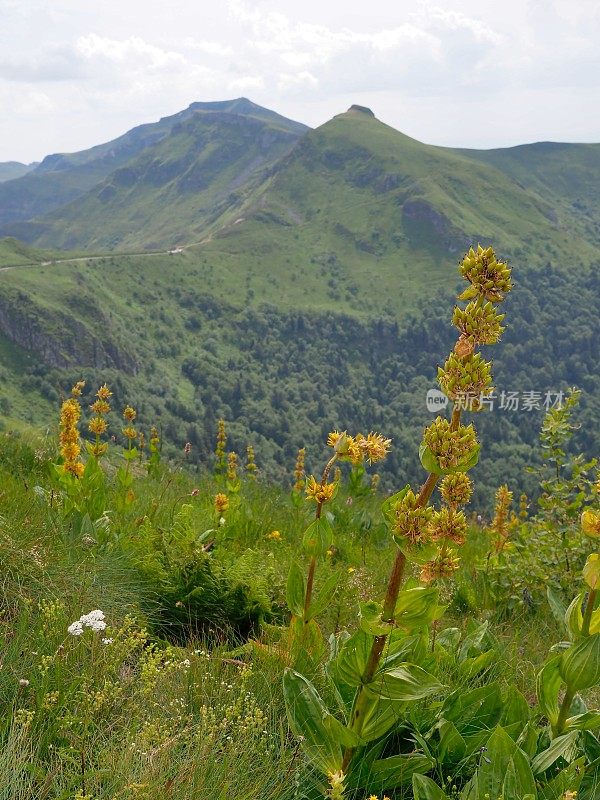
[0,104,597,507]
[11,105,600,277]
[158,106,599,315]
[0,98,308,239]
[457,140,600,241]
[0,161,37,182]
[12,102,308,251]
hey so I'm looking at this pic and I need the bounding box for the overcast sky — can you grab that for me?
[1,0,599,162]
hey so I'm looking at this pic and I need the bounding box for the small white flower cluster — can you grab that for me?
[67,609,106,636]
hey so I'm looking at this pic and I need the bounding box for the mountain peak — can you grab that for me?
[346,104,375,117]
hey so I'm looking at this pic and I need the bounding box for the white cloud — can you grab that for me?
[76,34,187,70]
[228,75,265,92]
[277,71,319,93]
[0,0,599,161]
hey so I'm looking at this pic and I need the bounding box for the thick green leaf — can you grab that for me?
[546,586,567,632]
[560,634,600,691]
[369,753,435,789]
[436,627,461,653]
[531,730,580,775]
[332,629,371,686]
[370,663,442,702]
[419,443,480,476]
[458,620,490,662]
[286,561,306,617]
[517,722,542,759]
[282,669,342,775]
[394,586,442,630]
[347,745,432,791]
[412,774,450,800]
[473,726,537,800]
[307,570,341,621]
[589,605,600,635]
[322,714,361,749]
[565,592,585,640]
[565,711,600,731]
[358,691,405,742]
[360,600,394,636]
[302,517,333,558]
[419,443,445,476]
[458,650,496,679]
[537,655,562,725]
[442,683,502,735]
[500,687,530,739]
[380,631,426,671]
[437,719,466,762]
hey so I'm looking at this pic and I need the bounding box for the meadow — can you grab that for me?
[2,246,599,800]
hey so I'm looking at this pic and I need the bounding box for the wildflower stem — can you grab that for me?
[303,454,338,620]
[554,685,576,737]
[342,549,407,772]
[581,588,597,637]
[303,556,317,622]
[341,407,462,772]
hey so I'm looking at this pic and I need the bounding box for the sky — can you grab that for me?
[1,0,599,162]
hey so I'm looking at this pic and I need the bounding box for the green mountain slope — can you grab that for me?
[0,248,596,508]
[0,237,63,268]
[457,140,600,241]
[0,105,597,507]
[19,105,600,277]
[21,107,308,251]
[0,98,307,236]
[173,108,599,317]
[0,161,36,182]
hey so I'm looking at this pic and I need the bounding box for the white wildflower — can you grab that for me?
[87,619,107,632]
[68,621,84,636]
[102,638,113,645]
[80,609,105,624]
[68,609,107,635]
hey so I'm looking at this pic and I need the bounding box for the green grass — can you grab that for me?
[0,416,596,799]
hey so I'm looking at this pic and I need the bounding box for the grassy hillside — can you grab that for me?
[457,140,600,234]
[0,161,36,182]
[0,246,597,508]
[24,109,307,252]
[0,98,308,236]
[13,107,600,273]
[0,237,65,268]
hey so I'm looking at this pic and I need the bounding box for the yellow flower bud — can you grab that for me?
[582,510,600,538]
[583,553,600,589]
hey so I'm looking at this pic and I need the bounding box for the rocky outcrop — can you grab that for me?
[402,198,465,252]
[0,292,139,373]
